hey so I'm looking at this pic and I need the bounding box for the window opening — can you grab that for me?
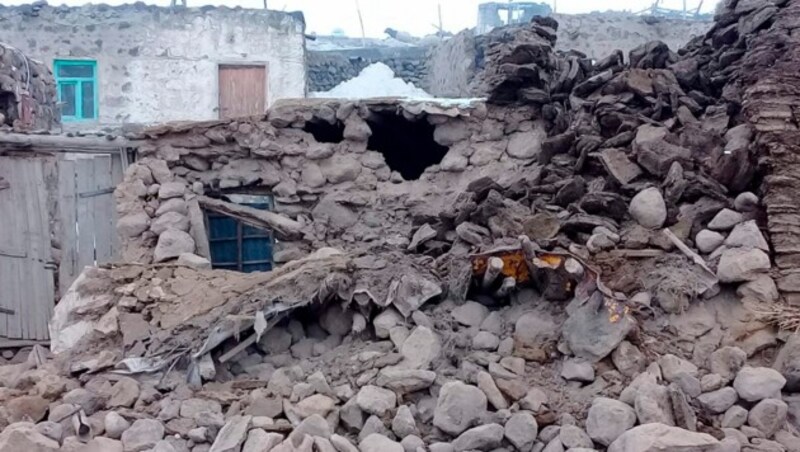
[54,59,98,121]
[206,194,275,273]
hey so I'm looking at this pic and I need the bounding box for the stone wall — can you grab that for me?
[307,47,429,93]
[0,43,58,130]
[425,13,712,98]
[0,3,306,127]
[115,98,542,264]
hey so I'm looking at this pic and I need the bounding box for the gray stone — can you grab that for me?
[151,211,189,235]
[105,411,131,439]
[477,371,508,410]
[612,341,646,377]
[472,331,501,351]
[331,435,359,452]
[559,425,593,449]
[154,228,196,262]
[209,415,251,452]
[400,435,424,452]
[700,374,725,393]
[520,387,548,413]
[319,154,362,184]
[708,208,744,231]
[359,434,403,452]
[725,220,769,251]
[629,187,667,229]
[562,293,634,363]
[717,248,771,283]
[722,406,748,429]
[155,198,187,216]
[506,126,546,160]
[408,224,437,251]
[434,120,470,146]
[301,163,326,188]
[375,368,436,394]
[288,415,332,444]
[697,387,738,414]
[108,377,140,408]
[561,359,595,383]
[356,386,397,417]
[181,399,223,420]
[452,302,490,327]
[151,441,177,452]
[400,326,441,369]
[504,412,538,451]
[158,182,185,200]
[748,399,788,437]
[429,443,454,452]
[542,438,565,452]
[586,397,636,446]
[340,398,364,431]
[737,275,779,303]
[294,394,336,419]
[33,422,61,444]
[635,383,675,426]
[433,381,488,435]
[710,347,747,383]
[480,312,504,335]
[659,354,699,382]
[391,406,417,439]
[733,367,786,402]
[607,423,720,452]
[118,212,151,237]
[373,309,403,339]
[241,429,283,452]
[359,415,392,442]
[319,304,353,337]
[695,229,725,254]
[0,423,60,451]
[176,253,211,269]
[121,419,165,452]
[734,192,759,213]
[453,424,504,452]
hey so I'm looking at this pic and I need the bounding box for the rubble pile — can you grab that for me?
[4,0,800,451]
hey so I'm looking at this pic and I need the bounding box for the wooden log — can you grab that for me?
[0,132,137,153]
[196,195,304,240]
[482,257,504,289]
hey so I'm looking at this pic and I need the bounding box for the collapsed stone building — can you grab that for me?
[3,0,800,451]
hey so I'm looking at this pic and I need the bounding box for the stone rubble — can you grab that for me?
[8,0,800,451]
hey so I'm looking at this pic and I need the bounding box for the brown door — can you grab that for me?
[218,65,267,119]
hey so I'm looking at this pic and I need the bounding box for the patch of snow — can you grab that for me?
[311,63,432,99]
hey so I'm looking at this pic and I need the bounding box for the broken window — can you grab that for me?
[366,111,449,180]
[55,59,98,121]
[206,194,274,273]
[303,119,345,143]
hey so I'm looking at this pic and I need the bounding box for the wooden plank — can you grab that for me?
[110,152,124,259]
[196,195,303,240]
[0,132,135,152]
[218,65,266,119]
[75,158,95,270]
[0,157,14,338]
[92,155,113,265]
[31,161,54,340]
[187,199,211,258]
[58,160,78,296]
[14,159,34,340]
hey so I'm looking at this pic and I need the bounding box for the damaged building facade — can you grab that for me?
[0,3,306,127]
[5,0,800,451]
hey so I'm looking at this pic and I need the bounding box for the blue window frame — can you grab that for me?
[206,195,275,273]
[54,59,98,121]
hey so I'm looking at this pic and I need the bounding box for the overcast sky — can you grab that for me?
[3,0,717,37]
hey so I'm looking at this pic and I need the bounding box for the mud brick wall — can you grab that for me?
[115,99,544,265]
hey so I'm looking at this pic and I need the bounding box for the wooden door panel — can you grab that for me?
[219,65,267,119]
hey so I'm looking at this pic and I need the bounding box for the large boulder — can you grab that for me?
[608,423,720,452]
[629,187,667,229]
[433,382,488,435]
[716,248,771,282]
[154,228,195,263]
[775,334,800,392]
[121,419,165,452]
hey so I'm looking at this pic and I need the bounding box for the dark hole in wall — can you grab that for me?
[366,112,449,180]
[0,92,17,126]
[303,119,345,143]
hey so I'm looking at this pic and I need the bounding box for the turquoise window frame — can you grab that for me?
[54,59,98,122]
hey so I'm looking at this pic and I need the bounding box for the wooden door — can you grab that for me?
[0,157,54,342]
[218,65,267,119]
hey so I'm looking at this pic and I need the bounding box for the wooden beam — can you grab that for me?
[196,195,304,240]
[0,132,138,153]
